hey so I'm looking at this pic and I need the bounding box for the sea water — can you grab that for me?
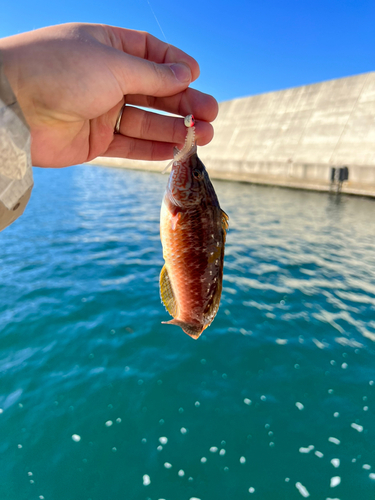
[0,165,374,500]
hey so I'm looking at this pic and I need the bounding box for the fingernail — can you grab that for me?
[170,63,192,83]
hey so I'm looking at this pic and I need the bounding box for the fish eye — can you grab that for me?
[193,169,202,179]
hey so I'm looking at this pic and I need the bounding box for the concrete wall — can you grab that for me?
[90,72,375,197]
[198,72,375,195]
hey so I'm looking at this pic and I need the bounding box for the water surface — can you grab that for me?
[1,165,375,500]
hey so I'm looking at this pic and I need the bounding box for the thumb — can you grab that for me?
[113,51,193,97]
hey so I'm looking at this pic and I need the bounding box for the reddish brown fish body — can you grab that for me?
[160,147,228,339]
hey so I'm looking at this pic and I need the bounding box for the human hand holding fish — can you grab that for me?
[0,23,218,167]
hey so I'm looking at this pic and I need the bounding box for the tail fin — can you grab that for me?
[162,319,203,339]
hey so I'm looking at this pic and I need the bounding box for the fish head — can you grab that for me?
[167,147,219,209]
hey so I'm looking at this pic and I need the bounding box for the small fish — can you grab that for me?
[160,117,228,339]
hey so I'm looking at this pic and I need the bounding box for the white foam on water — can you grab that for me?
[219,449,226,456]
[295,482,310,497]
[328,437,341,445]
[240,456,246,464]
[27,472,33,476]
[315,451,324,458]
[299,445,314,454]
[369,473,375,479]
[189,497,201,500]
[276,338,288,344]
[351,423,363,432]
[331,459,340,468]
[333,412,340,418]
[178,470,185,477]
[296,402,304,410]
[164,462,172,469]
[210,446,218,453]
[244,398,252,405]
[249,487,255,493]
[159,437,168,445]
[17,444,22,449]
[313,338,326,349]
[362,464,371,470]
[330,476,341,487]
[341,363,348,369]
[201,457,207,463]
[0,408,3,414]
[105,420,113,427]
[142,474,151,486]
[180,427,187,434]
[71,434,81,442]
[157,445,163,451]
[195,401,200,407]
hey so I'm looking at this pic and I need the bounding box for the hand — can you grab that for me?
[0,23,218,168]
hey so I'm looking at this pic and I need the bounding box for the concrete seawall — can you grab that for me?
[89,72,375,197]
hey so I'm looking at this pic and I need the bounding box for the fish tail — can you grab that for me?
[162,318,203,339]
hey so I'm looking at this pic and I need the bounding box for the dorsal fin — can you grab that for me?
[160,265,178,317]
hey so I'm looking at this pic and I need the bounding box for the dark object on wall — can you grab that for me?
[330,166,349,193]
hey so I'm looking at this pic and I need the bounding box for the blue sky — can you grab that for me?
[1,0,374,103]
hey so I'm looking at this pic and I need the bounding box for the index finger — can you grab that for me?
[100,25,201,82]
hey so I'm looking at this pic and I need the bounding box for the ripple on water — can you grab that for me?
[0,167,374,500]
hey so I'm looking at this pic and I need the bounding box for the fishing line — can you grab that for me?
[146,0,168,43]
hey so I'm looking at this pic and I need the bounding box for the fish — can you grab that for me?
[159,116,228,339]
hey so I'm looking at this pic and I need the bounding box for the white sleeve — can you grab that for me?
[0,50,33,232]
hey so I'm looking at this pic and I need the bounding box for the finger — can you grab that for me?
[100,26,200,81]
[102,135,176,161]
[119,106,214,146]
[126,87,219,123]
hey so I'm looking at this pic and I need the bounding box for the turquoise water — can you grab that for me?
[1,165,375,500]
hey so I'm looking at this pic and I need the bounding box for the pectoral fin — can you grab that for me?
[160,265,178,317]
